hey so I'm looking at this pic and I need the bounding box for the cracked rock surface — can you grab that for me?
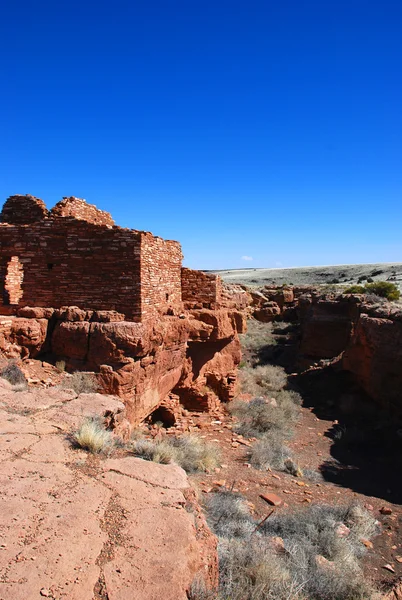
[0,380,217,599]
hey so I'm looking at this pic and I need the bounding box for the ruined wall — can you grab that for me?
[0,195,48,224]
[181,268,222,309]
[0,195,184,321]
[0,219,143,319]
[140,234,183,320]
[51,196,115,227]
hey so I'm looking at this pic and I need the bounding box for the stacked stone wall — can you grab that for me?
[51,197,114,226]
[181,268,221,309]
[0,195,49,224]
[140,233,183,319]
[0,219,143,319]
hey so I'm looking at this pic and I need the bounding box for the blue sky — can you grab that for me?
[1,1,401,269]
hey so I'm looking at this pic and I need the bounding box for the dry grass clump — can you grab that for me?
[130,434,220,473]
[239,364,287,395]
[61,372,98,394]
[72,416,113,453]
[205,490,380,600]
[0,361,27,388]
[239,320,276,356]
[229,393,301,440]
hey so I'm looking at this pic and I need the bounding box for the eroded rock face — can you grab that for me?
[0,384,217,600]
[0,307,243,425]
[343,313,402,411]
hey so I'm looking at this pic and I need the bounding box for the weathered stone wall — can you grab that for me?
[0,218,143,319]
[0,195,184,321]
[51,196,115,227]
[141,233,183,320]
[181,268,221,309]
[0,195,49,224]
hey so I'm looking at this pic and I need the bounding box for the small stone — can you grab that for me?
[380,506,392,515]
[260,493,282,507]
[40,589,50,597]
[362,539,373,549]
[395,556,402,563]
[336,523,350,537]
[383,564,395,573]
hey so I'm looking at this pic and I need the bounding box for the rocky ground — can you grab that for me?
[212,262,402,291]
[0,381,216,600]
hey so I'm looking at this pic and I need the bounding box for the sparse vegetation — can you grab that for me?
[239,364,287,395]
[56,359,66,372]
[239,320,276,361]
[61,371,98,394]
[130,433,220,473]
[229,393,301,440]
[204,490,380,600]
[0,361,27,387]
[344,281,400,301]
[72,416,113,453]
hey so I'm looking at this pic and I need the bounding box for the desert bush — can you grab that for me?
[343,285,366,294]
[72,416,113,453]
[56,360,66,372]
[364,281,400,301]
[239,320,276,356]
[0,361,27,386]
[229,392,301,439]
[131,438,174,464]
[205,489,254,539]
[205,491,379,600]
[239,364,287,396]
[130,434,220,473]
[344,281,400,301]
[61,372,98,394]
[250,432,292,471]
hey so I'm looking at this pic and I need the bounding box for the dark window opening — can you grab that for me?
[166,293,169,301]
[47,263,54,270]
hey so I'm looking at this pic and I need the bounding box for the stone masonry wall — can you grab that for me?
[0,219,143,318]
[0,195,49,224]
[181,268,222,309]
[140,233,183,319]
[0,195,185,321]
[51,197,115,227]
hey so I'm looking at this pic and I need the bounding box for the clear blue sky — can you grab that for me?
[1,1,401,269]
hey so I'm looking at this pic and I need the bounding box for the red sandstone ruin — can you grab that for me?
[0,194,246,425]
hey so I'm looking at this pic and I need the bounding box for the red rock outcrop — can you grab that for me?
[0,382,217,600]
[0,194,245,425]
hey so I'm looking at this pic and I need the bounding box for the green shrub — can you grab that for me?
[343,285,366,294]
[344,281,400,301]
[364,281,400,301]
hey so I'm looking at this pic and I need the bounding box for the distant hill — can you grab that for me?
[209,263,402,290]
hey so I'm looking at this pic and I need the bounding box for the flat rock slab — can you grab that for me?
[0,386,216,600]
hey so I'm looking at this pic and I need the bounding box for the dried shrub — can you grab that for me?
[229,392,301,439]
[72,416,113,453]
[131,438,174,464]
[239,364,287,395]
[204,491,380,600]
[0,361,27,387]
[130,434,220,473]
[239,320,276,354]
[56,360,66,372]
[61,372,98,394]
